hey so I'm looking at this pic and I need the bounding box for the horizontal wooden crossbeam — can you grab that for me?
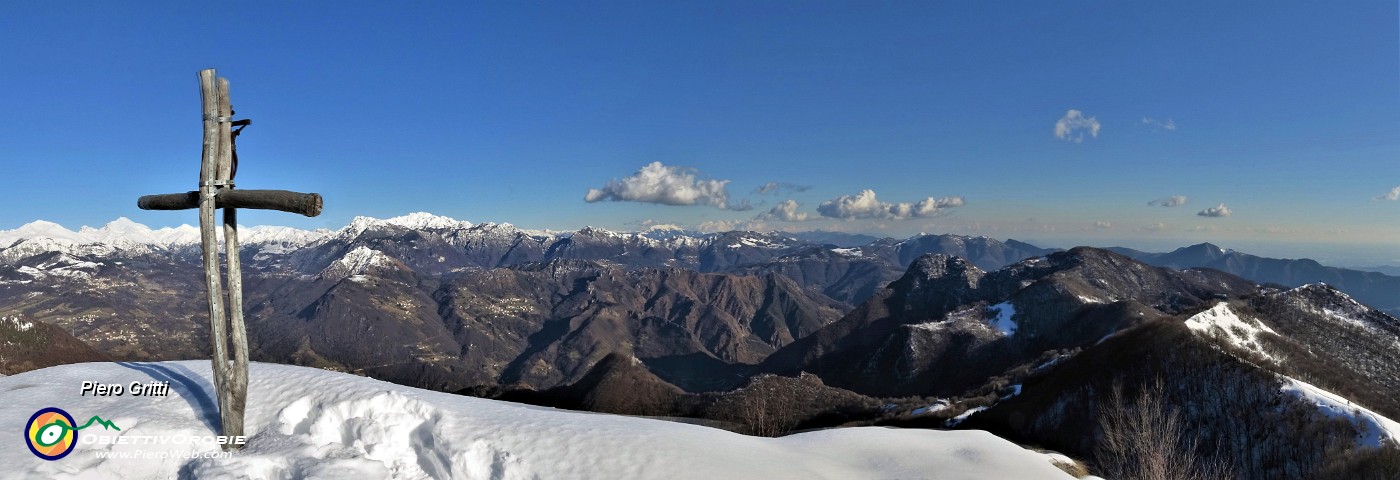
[138,189,322,217]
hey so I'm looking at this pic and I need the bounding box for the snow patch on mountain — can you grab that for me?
[726,233,790,249]
[1185,302,1278,361]
[947,406,989,427]
[1077,295,1107,304]
[1282,376,1400,448]
[0,361,1076,479]
[1,315,34,332]
[8,253,103,279]
[913,399,951,415]
[988,301,1018,335]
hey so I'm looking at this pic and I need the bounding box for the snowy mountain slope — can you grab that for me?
[0,218,330,256]
[1184,302,1279,362]
[1282,376,1400,449]
[759,248,1256,397]
[0,215,1049,279]
[1,361,1074,479]
[317,246,407,282]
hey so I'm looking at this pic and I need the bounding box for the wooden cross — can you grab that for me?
[137,69,322,449]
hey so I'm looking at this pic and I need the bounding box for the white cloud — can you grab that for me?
[1054,109,1101,143]
[1148,195,1189,207]
[585,162,743,210]
[816,189,964,220]
[1094,221,1112,229]
[1141,116,1177,131]
[1144,222,1167,232]
[753,182,812,195]
[1377,186,1400,201]
[756,199,810,222]
[1197,203,1232,218]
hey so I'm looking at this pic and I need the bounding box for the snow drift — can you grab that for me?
[1,361,1074,479]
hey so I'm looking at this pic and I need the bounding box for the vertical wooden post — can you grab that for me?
[138,68,322,450]
[196,69,234,444]
[214,77,248,444]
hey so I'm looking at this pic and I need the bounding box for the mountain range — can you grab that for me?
[3,213,1400,478]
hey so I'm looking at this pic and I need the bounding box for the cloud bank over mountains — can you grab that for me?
[817,190,964,221]
[585,162,750,211]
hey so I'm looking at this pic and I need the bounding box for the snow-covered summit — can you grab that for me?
[0,218,330,254]
[1277,283,1400,335]
[320,246,402,281]
[0,361,1075,479]
[0,220,88,245]
[574,225,625,238]
[339,213,473,240]
[1,218,198,249]
[382,212,473,230]
[239,226,333,251]
[76,217,176,248]
[1185,302,1279,361]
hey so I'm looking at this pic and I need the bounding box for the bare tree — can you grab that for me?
[734,375,796,437]
[1096,377,1236,480]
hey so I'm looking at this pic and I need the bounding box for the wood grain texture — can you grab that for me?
[196,69,233,447]
[137,190,323,217]
[216,76,248,446]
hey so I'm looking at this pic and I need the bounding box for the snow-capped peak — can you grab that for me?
[382,212,472,230]
[0,220,85,245]
[240,226,332,250]
[576,226,622,237]
[320,246,401,281]
[0,217,331,256]
[339,213,472,239]
[2,218,199,250]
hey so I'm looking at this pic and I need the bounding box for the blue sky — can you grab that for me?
[1,2,1398,265]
